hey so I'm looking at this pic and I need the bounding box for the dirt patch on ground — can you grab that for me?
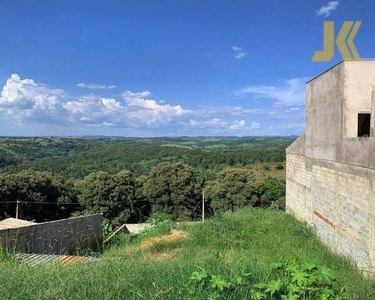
[140,230,189,250]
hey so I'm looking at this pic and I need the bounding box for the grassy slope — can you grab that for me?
[1,209,374,299]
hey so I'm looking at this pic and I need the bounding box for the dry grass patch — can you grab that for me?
[140,230,189,261]
[140,230,189,250]
[146,248,184,261]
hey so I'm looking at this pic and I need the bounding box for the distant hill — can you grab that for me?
[0,136,295,178]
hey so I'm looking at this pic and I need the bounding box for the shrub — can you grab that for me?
[258,178,285,208]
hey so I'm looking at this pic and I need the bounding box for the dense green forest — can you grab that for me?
[0,136,294,224]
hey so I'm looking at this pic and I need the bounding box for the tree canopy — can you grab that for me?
[0,137,289,223]
[0,170,75,221]
[76,171,141,225]
[142,162,203,221]
[207,167,258,213]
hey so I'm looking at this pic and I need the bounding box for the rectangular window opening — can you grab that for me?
[358,113,371,137]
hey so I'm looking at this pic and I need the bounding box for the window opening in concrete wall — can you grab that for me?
[358,113,371,137]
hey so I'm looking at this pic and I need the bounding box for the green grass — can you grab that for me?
[1,208,374,299]
[0,248,11,262]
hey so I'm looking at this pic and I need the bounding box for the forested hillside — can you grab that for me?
[0,137,294,224]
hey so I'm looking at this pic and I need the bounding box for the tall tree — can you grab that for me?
[76,170,140,225]
[142,162,203,220]
[208,167,257,213]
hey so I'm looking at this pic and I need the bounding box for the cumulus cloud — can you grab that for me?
[0,74,63,109]
[316,1,339,17]
[0,74,125,126]
[230,120,246,130]
[0,74,272,134]
[77,83,116,90]
[238,77,310,107]
[62,95,123,125]
[0,74,66,123]
[122,90,190,126]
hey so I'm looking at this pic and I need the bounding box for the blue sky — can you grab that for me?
[0,0,373,137]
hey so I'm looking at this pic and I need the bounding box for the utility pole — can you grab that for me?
[16,199,20,219]
[202,190,205,222]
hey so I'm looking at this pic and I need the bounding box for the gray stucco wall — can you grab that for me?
[0,214,103,255]
[304,62,345,162]
[288,61,375,169]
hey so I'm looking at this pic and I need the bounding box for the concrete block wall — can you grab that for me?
[0,214,103,255]
[286,153,375,273]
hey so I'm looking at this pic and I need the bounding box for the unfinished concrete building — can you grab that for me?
[286,60,375,273]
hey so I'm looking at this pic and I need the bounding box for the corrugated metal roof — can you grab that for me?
[15,253,99,266]
[0,218,36,230]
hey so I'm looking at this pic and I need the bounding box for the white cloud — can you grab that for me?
[238,77,310,106]
[0,74,275,135]
[227,120,261,131]
[62,95,123,125]
[232,46,247,59]
[230,120,246,130]
[122,91,152,99]
[0,74,66,123]
[122,90,190,126]
[250,121,260,129]
[232,46,242,51]
[0,74,64,109]
[182,118,227,129]
[316,1,339,17]
[77,83,116,90]
[235,52,247,59]
[101,97,122,111]
[196,105,265,117]
[236,77,307,134]
[0,74,125,126]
